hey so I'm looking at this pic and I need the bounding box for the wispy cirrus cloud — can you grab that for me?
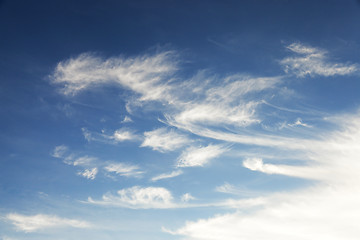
[5,213,91,233]
[177,144,228,167]
[243,157,326,180]
[52,145,96,167]
[141,128,190,152]
[215,182,258,197]
[167,76,281,132]
[280,42,359,77]
[87,186,175,209]
[51,51,281,138]
[181,193,195,202]
[77,167,98,180]
[121,115,133,123]
[82,127,139,143]
[104,162,144,178]
[51,145,68,158]
[51,51,177,102]
[151,170,183,182]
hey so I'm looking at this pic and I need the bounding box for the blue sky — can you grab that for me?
[1,0,360,239]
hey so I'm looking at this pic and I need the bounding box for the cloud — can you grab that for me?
[243,158,326,180]
[73,156,97,166]
[141,128,190,152]
[5,213,91,233]
[77,168,98,180]
[121,115,133,123]
[151,170,183,182]
[51,145,68,158]
[280,42,358,77]
[52,146,97,167]
[51,146,101,180]
[167,110,360,240]
[104,163,144,178]
[49,43,360,240]
[52,50,283,145]
[215,183,257,197]
[181,193,195,202]
[87,186,175,209]
[51,51,177,102]
[177,145,228,167]
[111,128,137,142]
[82,127,138,143]
[167,76,281,132]
[170,185,360,240]
[288,118,311,128]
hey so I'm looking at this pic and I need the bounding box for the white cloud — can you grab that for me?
[215,183,257,197]
[81,128,93,142]
[73,156,97,166]
[52,146,84,166]
[78,168,98,180]
[215,182,239,194]
[141,128,190,152]
[243,158,326,180]
[168,76,280,131]
[82,127,138,144]
[104,163,143,177]
[51,145,68,158]
[206,76,280,102]
[288,118,311,127]
[181,193,195,202]
[121,115,133,123]
[5,213,91,233]
[281,42,358,77]
[171,101,260,129]
[52,51,283,143]
[51,51,177,102]
[177,144,228,167]
[170,185,360,240]
[167,111,360,240]
[111,128,137,142]
[49,43,360,240]
[151,170,183,182]
[87,186,175,209]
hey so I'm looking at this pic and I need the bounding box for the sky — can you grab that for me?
[1,0,360,239]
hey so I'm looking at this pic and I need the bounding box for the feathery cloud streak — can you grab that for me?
[51,51,177,101]
[104,163,144,178]
[281,42,359,77]
[151,170,183,182]
[141,128,190,152]
[5,213,91,233]
[177,145,228,167]
[87,186,175,209]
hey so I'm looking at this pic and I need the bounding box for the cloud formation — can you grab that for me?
[168,110,360,240]
[151,170,183,182]
[281,42,358,77]
[77,168,98,180]
[177,145,228,167]
[5,213,91,232]
[141,128,190,152]
[51,51,177,102]
[104,163,144,178]
[87,186,175,209]
[50,43,360,240]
